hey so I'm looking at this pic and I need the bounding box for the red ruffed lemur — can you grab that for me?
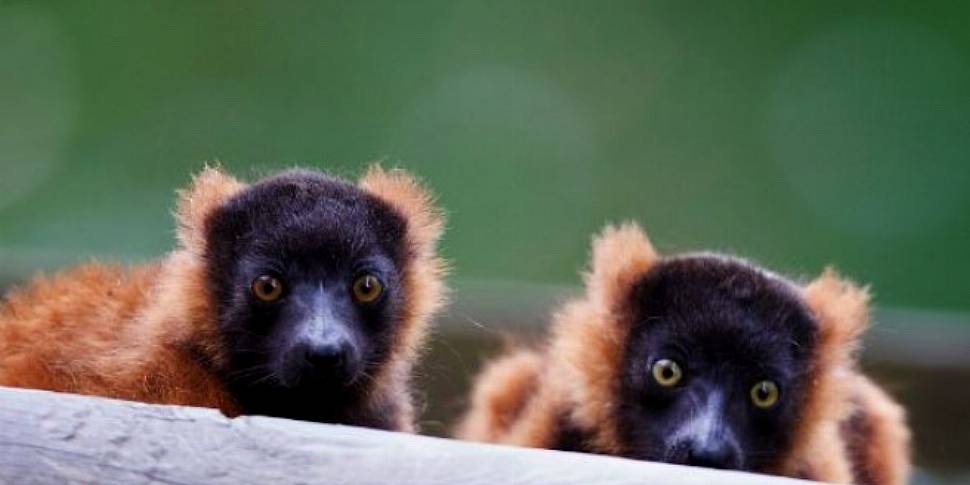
[457,223,910,484]
[0,165,447,431]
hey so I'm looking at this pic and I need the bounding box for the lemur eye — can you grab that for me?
[251,275,284,302]
[651,359,683,387]
[352,274,384,304]
[750,380,780,408]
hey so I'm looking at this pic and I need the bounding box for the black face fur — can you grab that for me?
[203,169,408,421]
[617,255,817,472]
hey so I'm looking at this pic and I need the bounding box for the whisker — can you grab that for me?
[225,364,275,383]
[248,371,282,387]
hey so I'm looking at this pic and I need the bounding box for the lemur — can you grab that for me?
[0,165,447,431]
[457,223,910,484]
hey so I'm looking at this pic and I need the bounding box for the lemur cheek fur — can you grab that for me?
[0,164,447,432]
[457,222,911,485]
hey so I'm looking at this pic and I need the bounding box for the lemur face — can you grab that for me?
[617,256,817,472]
[203,170,408,406]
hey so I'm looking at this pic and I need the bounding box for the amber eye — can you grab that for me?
[251,275,284,302]
[750,380,780,409]
[352,274,384,304]
[651,359,683,387]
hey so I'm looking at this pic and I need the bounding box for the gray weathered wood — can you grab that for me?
[0,386,816,485]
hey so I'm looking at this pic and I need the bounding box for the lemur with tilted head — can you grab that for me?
[457,223,910,484]
[0,165,446,431]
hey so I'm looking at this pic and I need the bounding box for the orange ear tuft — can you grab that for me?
[175,165,245,253]
[359,165,445,257]
[803,267,871,368]
[549,224,658,454]
[584,222,660,310]
[778,269,872,480]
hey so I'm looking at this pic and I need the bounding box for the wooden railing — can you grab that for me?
[0,386,816,485]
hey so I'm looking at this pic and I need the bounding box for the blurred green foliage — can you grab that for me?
[1,0,969,312]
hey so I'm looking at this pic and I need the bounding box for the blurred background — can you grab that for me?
[1,1,968,482]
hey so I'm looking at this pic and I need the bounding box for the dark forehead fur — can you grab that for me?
[203,169,408,270]
[628,255,818,367]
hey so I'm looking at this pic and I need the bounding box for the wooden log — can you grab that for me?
[0,386,815,485]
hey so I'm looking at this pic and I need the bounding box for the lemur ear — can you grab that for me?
[803,268,871,368]
[175,165,245,253]
[359,165,445,258]
[584,222,660,310]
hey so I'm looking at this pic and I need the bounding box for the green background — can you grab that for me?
[3,1,970,480]
[2,1,969,313]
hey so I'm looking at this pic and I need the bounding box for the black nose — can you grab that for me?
[686,441,741,470]
[280,338,359,388]
[302,340,353,373]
